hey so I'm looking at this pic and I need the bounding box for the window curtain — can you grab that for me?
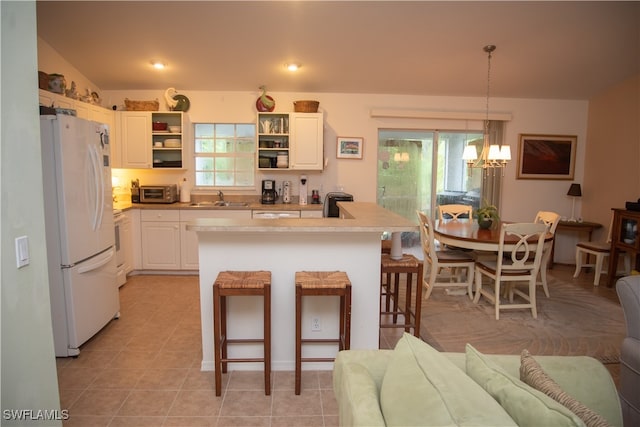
[481,120,504,210]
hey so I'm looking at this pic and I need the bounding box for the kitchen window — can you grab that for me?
[193,123,255,188]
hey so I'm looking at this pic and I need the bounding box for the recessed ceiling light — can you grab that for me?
[151,61,167,70]
[286,63,301,72]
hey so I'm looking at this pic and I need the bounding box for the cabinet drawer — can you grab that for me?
[180,210,251,221]
[140,209,180,222]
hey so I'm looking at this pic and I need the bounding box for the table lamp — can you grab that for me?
[567,183,582,222]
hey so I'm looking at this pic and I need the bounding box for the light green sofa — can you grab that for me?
[333,334,622,426]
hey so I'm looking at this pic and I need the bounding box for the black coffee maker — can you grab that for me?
[261,179,276,204]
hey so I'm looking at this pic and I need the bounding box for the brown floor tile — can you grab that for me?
[272,389,323,417]
[216,416,271,427]
[90,368,145,389]
[219,390,272,417]
[108,416,167,427]
[271,415,326,427]
[108,350,158,369]
[69,389,130,416]
[63,350,119,368]
[151,350,200,369]
[181,367,219,391]
[272,370,319,391]
[117,390,177,417]
[163,416,217,426]
[58,388,84,411]
[226,370,270,391]
[58,367,101,390]
[320,389,338,416]
[168,390,223,417]
[62,414,111,427]
[135,368,189,390]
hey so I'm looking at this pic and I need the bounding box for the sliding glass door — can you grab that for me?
[377,129,483,249]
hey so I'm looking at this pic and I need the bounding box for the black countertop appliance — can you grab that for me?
[323,192,354,217]
[261,179,276,204]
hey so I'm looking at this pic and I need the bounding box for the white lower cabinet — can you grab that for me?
[121,211,134,274]
[180,210,251,270]
[140,210,181,270]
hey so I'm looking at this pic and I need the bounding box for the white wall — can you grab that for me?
[39,44,591,263]
[37,38,102,102]
[2,3,62,424]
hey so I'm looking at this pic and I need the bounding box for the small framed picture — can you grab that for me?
[517,134,577,180]
[336,137,364,159]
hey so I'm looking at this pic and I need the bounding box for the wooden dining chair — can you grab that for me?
[573,216,630,286]
[473,222,547,319]
[417,211,475,299]
[437,204,473,221]
[534,210,561,297]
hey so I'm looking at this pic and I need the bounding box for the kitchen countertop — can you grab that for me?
[186,202,417,233]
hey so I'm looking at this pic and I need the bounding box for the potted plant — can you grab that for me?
[475,204,500,229]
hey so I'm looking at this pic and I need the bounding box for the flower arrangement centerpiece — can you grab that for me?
[474,203,500,229]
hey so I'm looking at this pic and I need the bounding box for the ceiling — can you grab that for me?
[36,1,640,100]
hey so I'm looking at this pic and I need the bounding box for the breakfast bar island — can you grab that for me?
[187,202,418,372]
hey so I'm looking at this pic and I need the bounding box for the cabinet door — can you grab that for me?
[180,210,252,269]
[290,113,323,170]
[141,221,181,269]
[119,112,152,168]
[121,212,133,274]
[39,89,74,109]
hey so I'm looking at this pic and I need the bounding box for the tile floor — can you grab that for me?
[57,274,396,427]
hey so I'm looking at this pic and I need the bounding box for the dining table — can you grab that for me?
[434,219,554,251]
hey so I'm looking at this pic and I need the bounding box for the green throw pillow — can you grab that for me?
[465,344,586,427]
[379,333,516,426]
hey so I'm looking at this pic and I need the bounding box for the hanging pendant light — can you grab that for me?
[464,45,510,175]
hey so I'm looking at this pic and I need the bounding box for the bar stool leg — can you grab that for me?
[213,285,223,396]
[295,285,302,395]
[404,273,413,333]
[264,284,271,395]
[344,287,352,350]
[392,272,400,323]
[220,294,228,373]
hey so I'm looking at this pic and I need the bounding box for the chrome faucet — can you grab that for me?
[218,190,224,201]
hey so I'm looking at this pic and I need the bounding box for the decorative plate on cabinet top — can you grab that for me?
[172,94,190,112]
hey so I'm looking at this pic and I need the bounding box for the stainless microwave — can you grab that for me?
[140,185,178,204]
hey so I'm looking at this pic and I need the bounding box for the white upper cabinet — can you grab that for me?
[116,111,185,169]
[289,113,323,170]
[257,112,323,171]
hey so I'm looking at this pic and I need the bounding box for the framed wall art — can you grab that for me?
[517,134,577,180]
[336,136,364,159]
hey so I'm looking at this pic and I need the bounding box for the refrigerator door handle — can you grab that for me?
[87,144,103,230]
[77,248,115,274]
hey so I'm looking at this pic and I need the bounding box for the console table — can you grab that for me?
[550,220,602,268]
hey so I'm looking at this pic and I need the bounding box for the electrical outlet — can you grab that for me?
[311,317,321,332]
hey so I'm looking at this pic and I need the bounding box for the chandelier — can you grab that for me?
[462,45,510,174]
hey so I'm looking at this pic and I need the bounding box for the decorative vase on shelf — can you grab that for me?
[256,85,275,112]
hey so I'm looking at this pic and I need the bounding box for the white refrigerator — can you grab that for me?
[40,114,120,357]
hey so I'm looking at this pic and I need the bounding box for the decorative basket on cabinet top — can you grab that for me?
[293,100,319,113]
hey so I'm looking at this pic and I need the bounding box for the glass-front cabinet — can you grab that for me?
[608,208,640,286]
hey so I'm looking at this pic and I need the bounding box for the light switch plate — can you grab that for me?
[15,236,30,268]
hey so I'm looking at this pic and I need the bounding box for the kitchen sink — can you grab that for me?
[189,201,249,207]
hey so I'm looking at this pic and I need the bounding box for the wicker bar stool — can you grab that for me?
[380,254,423,337]
[295,271,352,395]
[380,240,395,319]
[213,270,271,396]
